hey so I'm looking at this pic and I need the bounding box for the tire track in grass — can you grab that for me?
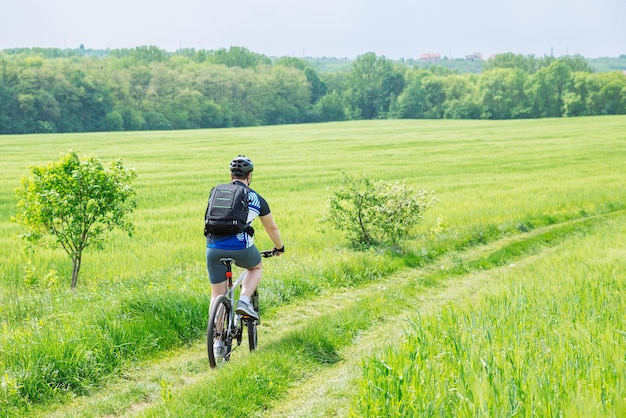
[262,213,616,417]
[265,270,498,417]
[41,212,614,417]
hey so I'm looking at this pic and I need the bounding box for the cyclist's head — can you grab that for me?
[230,155,254,178]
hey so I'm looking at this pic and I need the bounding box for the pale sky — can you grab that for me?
[2,0,624,59]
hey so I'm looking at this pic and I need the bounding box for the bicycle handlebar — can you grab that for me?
[260,249,280,258]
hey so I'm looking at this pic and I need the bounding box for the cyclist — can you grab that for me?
[206,155,284,323]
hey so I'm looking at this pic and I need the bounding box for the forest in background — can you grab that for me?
[1,45,625,134]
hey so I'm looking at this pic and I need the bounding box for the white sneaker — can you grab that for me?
[213,340,226,358]
[236,299,259,320]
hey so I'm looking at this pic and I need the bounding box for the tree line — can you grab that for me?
[1,46,625,134]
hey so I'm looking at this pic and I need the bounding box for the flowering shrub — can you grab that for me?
[323,173,437,248]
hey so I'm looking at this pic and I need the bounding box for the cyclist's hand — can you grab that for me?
[273,246,285,257]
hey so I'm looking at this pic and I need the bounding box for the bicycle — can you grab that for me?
[207,249,276,368]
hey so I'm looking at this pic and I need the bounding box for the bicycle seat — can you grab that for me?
[219,257,236,265]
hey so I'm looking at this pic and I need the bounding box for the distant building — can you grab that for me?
[465,52,483,61]
[420,52,441,61]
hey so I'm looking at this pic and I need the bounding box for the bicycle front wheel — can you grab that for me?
[207,295,232,368]
[248,289,259,351]
[247,319,257,351]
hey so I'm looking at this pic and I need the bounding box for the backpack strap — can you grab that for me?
[232,180,254,237]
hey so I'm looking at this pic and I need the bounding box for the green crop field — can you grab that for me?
[1,116,625,416]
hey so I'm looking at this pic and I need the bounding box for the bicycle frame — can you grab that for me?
[221,259,247,334]
[208,249,275,367]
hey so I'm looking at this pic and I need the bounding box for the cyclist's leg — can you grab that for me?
[211,282,227,306]
[233,245,263,299]
[206,247,229,306]
[241,262,261,299]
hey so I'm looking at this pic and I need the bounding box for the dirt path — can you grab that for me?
[263,270,501,417]
[262,227,570,417]
[45,221,574,417]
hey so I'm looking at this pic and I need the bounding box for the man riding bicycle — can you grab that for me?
[205,155,284,323]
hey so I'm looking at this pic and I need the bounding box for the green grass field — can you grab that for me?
[352,214,626,417]
[1,116,625,416]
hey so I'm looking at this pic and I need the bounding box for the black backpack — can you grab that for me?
[204,182,252,236]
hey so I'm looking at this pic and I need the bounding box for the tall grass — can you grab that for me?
[0,271,209,410]
[352,214,626,416]
[1,116,625,413]
[136,276,388,417]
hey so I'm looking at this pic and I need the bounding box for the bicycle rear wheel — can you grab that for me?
[207,295,232,368]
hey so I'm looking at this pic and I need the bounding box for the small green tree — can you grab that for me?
[13,151,137,289]
[322,173,437,249]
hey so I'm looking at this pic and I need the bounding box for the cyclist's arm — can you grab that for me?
[259,213,284,255]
